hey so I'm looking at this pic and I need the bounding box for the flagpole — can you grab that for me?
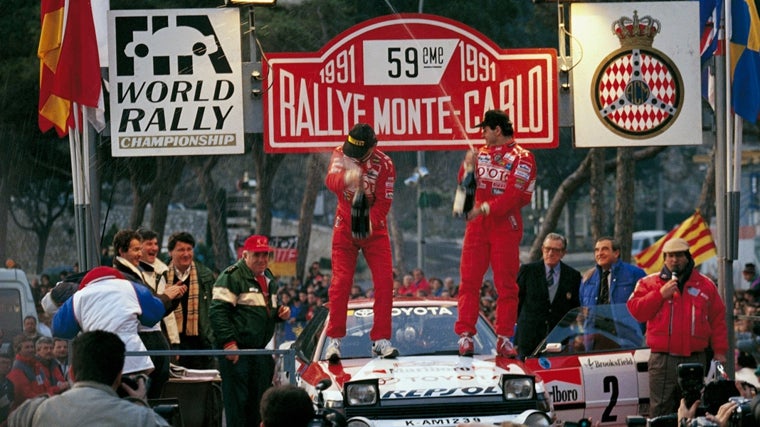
[716,0,736,376]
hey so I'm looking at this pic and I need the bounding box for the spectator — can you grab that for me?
[454,109,536,359]
[736,351,760,389]
[34,337,68,395]
[259,384,314,427]
[429,277,444,297]
[0,348,14,424]
[744,263,760,292]
[304,261,323,289]
[397,274,414,297]
[52,338,69,381]
[350,284,365,299]
[8,330,170,427]
[7,335,52,408]
[21,317,45,341]
[323,123,398,361]
[443,277,458,297]
[580,236,645,307]
[515,233,581,359]
[627,238,728,417]
[52,266,166,378]
[411,268,431,296]
[166,231,217,370]
[209,235,291,427]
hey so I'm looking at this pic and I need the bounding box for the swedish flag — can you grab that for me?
[730,0,760,123]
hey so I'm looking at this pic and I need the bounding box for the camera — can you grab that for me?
[678,363,704,409]
[728,396,754,427]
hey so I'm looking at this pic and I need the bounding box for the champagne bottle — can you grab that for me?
[351,190,371,239]
[452,163,476,217]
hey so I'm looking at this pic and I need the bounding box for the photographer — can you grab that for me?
[677,397,755,427]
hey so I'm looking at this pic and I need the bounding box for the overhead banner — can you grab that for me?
[108,8,245,157]
[571,2,701,147]
[263,13,558,153]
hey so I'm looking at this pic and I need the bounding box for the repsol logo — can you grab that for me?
[549,385,578,403]
[114,14,232,77]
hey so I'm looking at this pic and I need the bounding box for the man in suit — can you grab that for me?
[515,233,581,359]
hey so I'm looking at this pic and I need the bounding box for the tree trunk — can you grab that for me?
[615,148,635,262]
[149,157,186,244]
[188,157,231,272]
[590,148,606,242]
[251,134,285,237]
[296,154,327,281]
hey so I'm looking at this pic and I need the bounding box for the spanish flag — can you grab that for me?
[38,0,103,137]
[634,211,717,274]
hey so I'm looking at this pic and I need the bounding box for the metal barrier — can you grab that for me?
[125,347,298,385]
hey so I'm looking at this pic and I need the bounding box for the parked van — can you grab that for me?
[0,269,38,342]
[631,230,667,257]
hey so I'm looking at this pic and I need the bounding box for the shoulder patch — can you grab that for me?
[224,265,239,274]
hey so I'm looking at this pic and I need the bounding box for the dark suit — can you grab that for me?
[515,260,581,358]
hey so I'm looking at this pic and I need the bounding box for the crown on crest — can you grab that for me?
[611,10,660,48]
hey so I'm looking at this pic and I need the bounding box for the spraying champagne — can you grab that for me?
[452,163,476,217]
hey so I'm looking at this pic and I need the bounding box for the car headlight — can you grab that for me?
[345,380,379,406]
[500,375,535,400]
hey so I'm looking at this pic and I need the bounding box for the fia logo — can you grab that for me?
[591,10,684,139]
[114,14,232,77]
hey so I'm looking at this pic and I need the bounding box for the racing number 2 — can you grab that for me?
[601,376,619,423]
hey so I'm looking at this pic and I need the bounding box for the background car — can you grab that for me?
[523,304,650,426]
[274,297,552,427]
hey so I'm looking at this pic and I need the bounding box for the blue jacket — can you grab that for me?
[580,259,645,306]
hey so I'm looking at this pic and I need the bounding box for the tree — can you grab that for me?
[10,175,71,273]
[187,156,231,272]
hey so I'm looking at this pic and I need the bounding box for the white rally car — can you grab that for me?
[274,297,553,427]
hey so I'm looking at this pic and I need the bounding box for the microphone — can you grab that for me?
[671,271,680,299]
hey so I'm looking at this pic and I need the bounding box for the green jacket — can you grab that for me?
[209,259,281,349]
[194,261,216,348]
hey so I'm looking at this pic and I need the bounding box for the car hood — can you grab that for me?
[302,355,533,399]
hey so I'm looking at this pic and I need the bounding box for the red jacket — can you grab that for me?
[7,355,51,408]
[627,271,728,357]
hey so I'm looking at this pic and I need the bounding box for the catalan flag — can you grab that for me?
[38,0,103,137]
[730,0,760,123]
[634,211,717,274]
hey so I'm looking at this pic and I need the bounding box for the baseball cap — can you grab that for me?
[475,109,513,135]
[662,238,690,253]
[243,235,271,253]
[343,123,377,159]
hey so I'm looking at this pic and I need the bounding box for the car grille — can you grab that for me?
[345,399,538,419]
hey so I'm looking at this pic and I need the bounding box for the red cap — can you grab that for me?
[79,266,124,290]
[243,235,271,253]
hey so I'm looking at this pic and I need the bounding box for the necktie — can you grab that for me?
[599,270,610,304]
[547,267,558,302]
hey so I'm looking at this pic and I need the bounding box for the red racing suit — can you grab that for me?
[455,142,536,337]
[324,146,395,341]
[627,271,728,357]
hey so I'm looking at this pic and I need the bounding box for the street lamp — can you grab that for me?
[404,165,429,270]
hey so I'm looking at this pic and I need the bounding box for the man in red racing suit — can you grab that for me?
[455,110,536,358]
[324,123,397,361]
[627,237,728,417]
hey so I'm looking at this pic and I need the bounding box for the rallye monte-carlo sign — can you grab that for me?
[263,13,558,153]
[108,9,245,157]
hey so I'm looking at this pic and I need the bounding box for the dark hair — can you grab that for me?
[72,330,125,386]
[112,229,141,255]
[597,236,620,252]
[168,231,195,251]
[137,228,158,241]
[13,334,34,353]
[260,384,314,427]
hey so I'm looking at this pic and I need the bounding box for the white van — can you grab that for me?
[631,230,667,257]
[0,268,38,341]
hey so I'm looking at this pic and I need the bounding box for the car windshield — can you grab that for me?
[531,304,646,357]
[322,303,498,359]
